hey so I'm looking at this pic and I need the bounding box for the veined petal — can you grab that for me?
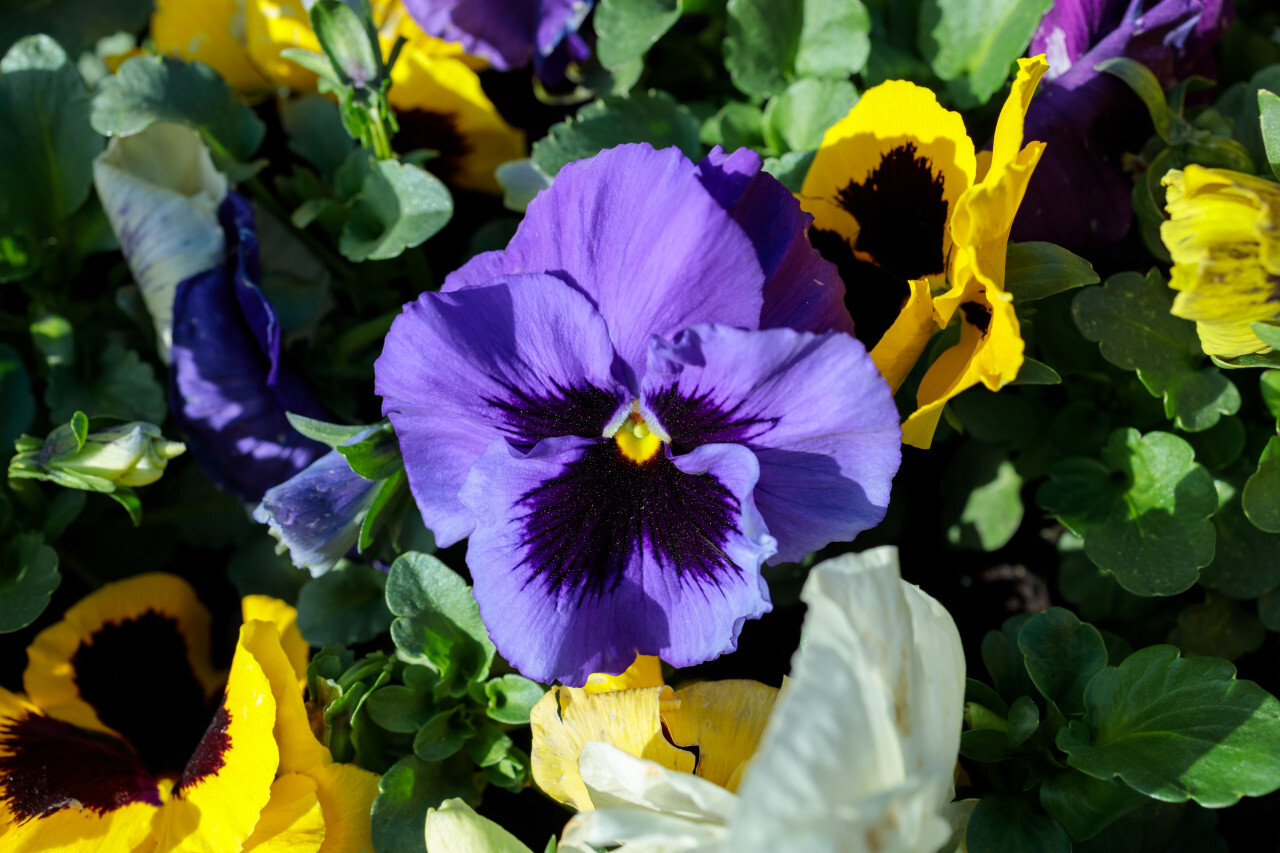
[662,680,777,792]
[306,762,380,853]
[152,0,270,93]
[0,689,160,853]
[530,685,694,812]
[92,124,228,361]
[253,448,381,576]
[377,275,625,547]
[23,574,220,758]
[240,597,310,684]
[170,193,329,501]
[401,0,591,71]
[152,622,281,853]
[694,146,853,336]
[1162,165,1280,357]
[238,620,332,776]
[726,547,965,852]
[576,740,736,824]
[459,435,775,686]
[643,325,900,562]
[441,144,766,371]
[241,774,326,853]
[424,798,533,853]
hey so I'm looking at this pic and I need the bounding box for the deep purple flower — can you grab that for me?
[402,0,593,81]
[169,194,327,501]
[1015,0,1232,249]
[375,144,900,686]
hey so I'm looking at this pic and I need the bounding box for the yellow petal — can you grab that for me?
[151,623,280,852]
[800,79,976,277]
[530,685,694,812]
[583,655,665,694]
[1162,165,1280,357]
[662,680,778,792]
[152,0,270,93]
[24,574,220,737]
[870,277,937,393]
[239,620,333,775]
[242,774,326,853]
[307,762,381,853]
[245,0,322,90]
[241,596,310,684]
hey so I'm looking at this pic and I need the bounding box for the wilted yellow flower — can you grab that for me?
[1161,165,1280,358]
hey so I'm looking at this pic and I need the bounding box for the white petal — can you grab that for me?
[423,798,533,853]
[578,741,737,823]
[727,546,965,853]
[93,123,227,360]
[561,808,727,853]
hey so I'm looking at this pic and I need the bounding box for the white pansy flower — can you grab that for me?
[557,546,967,853]
[93,122,227,360]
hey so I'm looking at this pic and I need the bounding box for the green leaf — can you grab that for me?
[1058,645,1280,807]
[286,413,372,448]
[91,54,266,165]
[1005,242,1101,302]
[484,674,547,725]
[413,706,474,761]
[532,90,702,176]
[594,0,682,70]
[1072,271,1240,432]
[918,0,1051,107]
[1260,371,1280,422]
[1252,321,1280,351]
[366,682,435,734]
[1258,587,1280,632]
[0,532,60,632]
[335,420,402,480]
[310,0,382,88]
[371,754,479,853]
[467,721,514,768]
[760,149,816,193]
[45,344,166,424]
[965,794,1071,853]
[1039,769,1147,842]
[724,0,870,97]
[982,614,1034,702]
[1096,58,1174,142]
[296,563,394,646]
[1184,416,1245,472]
[1011,357,1062,385]
[1243,436,1280,533]
[0,344,35,452]
[1037,429,1217,597]
[386,553,496,695]
[1005,695,1040,748]
[699,101,765,151]
[1018,608,1108,716]
[0,35,102,238]
[1198,479,1280,598]
[1168,595,1265,661]
[359,469,409,553]
[281,95,356,177]
[0,0,150,57]
[1258,88,1280,181]
[943,446,1023,551]
[762,77,858,154]
[339,155,453,262]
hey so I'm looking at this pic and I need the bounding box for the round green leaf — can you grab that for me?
[371,754,479,853]
[965,794,1071,853]
[484,674,547,725]
[1018,607,1107,715]
[0,344,35,451]
[1243,436,1280,533]
[0,532,60,632]
[339,156,453,262]
[296,563,393,645]
[531,90,702,176]
[1057,645,1280,807]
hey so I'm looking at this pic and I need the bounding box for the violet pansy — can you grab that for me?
[375,144,901,686]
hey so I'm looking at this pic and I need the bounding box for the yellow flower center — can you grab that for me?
[615,412,662,464]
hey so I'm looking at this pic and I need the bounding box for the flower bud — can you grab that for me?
[45,422,186,488]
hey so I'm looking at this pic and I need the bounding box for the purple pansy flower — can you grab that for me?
[402,0,593,82]
[1015,0,1232,249]
[375,144,900,686]
[169,194,328,500]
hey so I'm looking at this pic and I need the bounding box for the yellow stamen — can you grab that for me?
[615,413,662,464]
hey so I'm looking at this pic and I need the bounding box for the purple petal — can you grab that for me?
[169,195,327,500]
[442,144,766,372]
[459,435,775,686]
[695,146,854,336]
[643,325,901,563]
[402,0,592,71]
[376,275,625,548]
[252,444,381,576]
[1017,0,1233,248]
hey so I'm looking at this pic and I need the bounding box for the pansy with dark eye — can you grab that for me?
[799,58,1049,449]
[376,143,901,687]
[0,575,379,852]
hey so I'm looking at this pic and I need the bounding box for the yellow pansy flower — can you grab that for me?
[1161,165,1280,358]
[151,0,524,192]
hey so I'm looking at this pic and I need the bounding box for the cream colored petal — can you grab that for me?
[92,124,227,361]
[577,742,736,823]
[561,806,726,853]
[727,546,965,853]
[530,686,694,812]
[424,798,533,853]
